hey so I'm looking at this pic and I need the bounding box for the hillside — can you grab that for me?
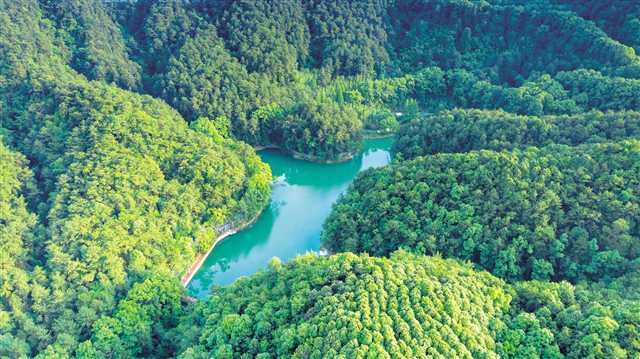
[175,252,639,358]
[0,0,639,357]
[323,141,640,282]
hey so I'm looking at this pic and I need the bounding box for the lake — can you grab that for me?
[187,137,393,298]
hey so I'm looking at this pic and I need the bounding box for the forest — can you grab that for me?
[1,0,639,358]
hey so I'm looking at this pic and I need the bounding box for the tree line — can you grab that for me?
[176,252,639,358]
[393,109,640,159]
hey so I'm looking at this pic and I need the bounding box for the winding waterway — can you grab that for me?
[187,137,393,298]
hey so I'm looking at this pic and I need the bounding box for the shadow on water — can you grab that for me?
[187,137,393,298]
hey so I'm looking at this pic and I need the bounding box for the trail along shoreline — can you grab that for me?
[181,210,264,286]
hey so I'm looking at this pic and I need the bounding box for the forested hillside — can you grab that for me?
[1,0,639,357]
[27,0,640,161]
[393,109,640,158]
[1,1,271,356]
[176,252,639,358]
[324,141,640,282]
[177,252,513,358]
[316,2,640,357]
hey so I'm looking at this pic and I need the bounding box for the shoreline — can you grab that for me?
[183,136,391,288]
[253,144,357,164]
[291,150,355,164]
[362,131,395,139]
[180,210,264,287]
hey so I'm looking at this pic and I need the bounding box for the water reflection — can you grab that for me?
[187,138,392,298]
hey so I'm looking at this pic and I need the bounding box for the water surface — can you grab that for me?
[188,138,392,298]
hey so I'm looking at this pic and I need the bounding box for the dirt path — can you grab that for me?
[181,212,264,287]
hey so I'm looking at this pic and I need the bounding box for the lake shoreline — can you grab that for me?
[253,144,357,164]
[180,209,265,286]
[253,134,398,164]
[363,130,396,139]
[188,138,393,295]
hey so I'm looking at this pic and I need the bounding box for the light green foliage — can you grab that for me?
[365,108,399,133]
[0,1,271,355]
[0,141,39,359]
[190,116,232,141]
[499,280,640,358]
[177,251,512,358]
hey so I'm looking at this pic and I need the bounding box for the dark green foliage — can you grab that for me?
[555,70,640,112]
[391,0,639,84]
[115,0,640,160]
[0,1,271,355]
[136,0,199,74]
[131,1,368,161]
[278,98,364,161]
[78,274,186,358]
[423,67,638,115]
[153,25,252,124]
[176,251,512,358]
[554,0,640,54]
[322,141,640,282]
[39,0,142,89]
[393,109,640,159]
[307,0,392,77]
[151,27,364,161]
[217,0,309,81]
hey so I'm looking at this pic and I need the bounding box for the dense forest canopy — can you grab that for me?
[392,109,640,159]
[177,252,513,358]
[24,0,640,161]
[176,252,639,358]
[323,141,640,282]
[1,0,639,357]
[1,1,271,356]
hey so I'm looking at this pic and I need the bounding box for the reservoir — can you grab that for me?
[187,137,393,298]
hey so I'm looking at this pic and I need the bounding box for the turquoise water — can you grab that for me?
[187,138,393,298]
